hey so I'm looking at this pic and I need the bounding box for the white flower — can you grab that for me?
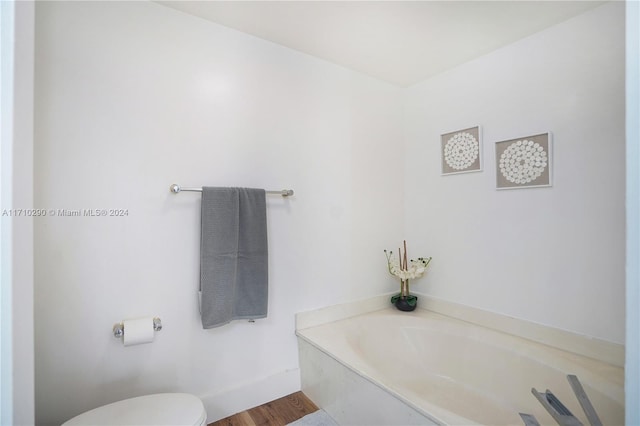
[386,255,431,280]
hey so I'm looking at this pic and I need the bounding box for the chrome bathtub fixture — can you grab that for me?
[530,388,581,426]
[567,374,602,426]
[530,375,602,426]
[169,183,294,197]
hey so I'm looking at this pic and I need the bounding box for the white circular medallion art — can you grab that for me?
[499,139,548,185]
[444,132,479,171]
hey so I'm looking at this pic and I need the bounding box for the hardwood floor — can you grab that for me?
[209,391,319,426]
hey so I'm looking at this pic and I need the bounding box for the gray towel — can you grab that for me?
[200,187,268,328]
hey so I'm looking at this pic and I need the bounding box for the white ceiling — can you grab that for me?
[156,1,606,87]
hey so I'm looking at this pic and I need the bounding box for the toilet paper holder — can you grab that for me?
[113,317,162,339]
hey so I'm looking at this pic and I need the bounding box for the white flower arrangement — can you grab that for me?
[384,240,432,303]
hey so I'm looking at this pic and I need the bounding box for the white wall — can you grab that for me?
[34,2,403,424]
[404,2,625,344]
[1,1,35,424]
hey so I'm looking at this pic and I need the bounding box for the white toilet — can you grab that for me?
[62,393,207,426]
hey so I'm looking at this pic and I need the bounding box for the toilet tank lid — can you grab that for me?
[62,393,207,426]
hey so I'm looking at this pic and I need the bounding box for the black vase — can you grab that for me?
[393,295,417,312]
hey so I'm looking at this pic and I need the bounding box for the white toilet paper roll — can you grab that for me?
[123,317,155,346]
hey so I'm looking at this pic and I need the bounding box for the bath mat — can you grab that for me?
[288,409,339,426]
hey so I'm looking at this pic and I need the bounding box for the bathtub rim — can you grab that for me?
[295,292,624,368]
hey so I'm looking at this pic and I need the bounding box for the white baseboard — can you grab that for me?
[200,368,301,423]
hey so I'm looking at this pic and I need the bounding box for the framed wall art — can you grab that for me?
[441,126,482,175]
[495,132,552,190]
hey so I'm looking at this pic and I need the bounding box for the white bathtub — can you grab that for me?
[297,307,624,425]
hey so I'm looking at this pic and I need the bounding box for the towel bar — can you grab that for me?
[170,184,293,197]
